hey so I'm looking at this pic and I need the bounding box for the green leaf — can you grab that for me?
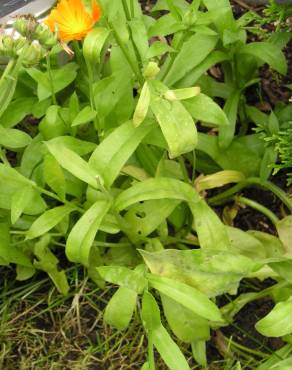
[46,136,96,156]
[164,87,201,101]
[27,63,78,101]
[114,178,200,211]
[0,163,33,187]
[93,72,134,121]
[161,295,210,342]
[0,164,46,215]
[248,230,285,259]
[11,186,34,224]
[0,223,12,265]
[151,97,197,158]
[146,41,176,59]
[33,235,69,295]
[89,120,153,188]
[16,265,36,281]
[72,106,97,127]
[197,133,265,177]
[129,18,149,62]
[0,223,32,267]
[123,199,179,240]
[0,125,32,149]
[219,90,241,148]
[97,265,147,293]
[141,290,190,370]
[228,227,267,259]
[26,205,75,240]
[256,297,292,337]
[195,170,245,192]
[46,141,99,189]
[276,216,292,257]
[148,13,184,38]
[202,0,236,35]
[147,274,224,322]
[270,357,292,370]
[269,261,292,285]
[66,199,111,266]
[240,42,287,75]
[260,147,277,181]
[152,325,190,370]
[43,153,66,201]
[151,0,189,12]
[133,82,151,127]
[256,344,292,370]
[39,105,67,140]
[0,97,36,128]
[177,51,229,87]
[0,59,22,120]
[83,27,110,64]
[142,291,161,332]
[184,93,229,127]
[190,199,231,251]
[104,287,137,330]
[141,248,256,297]
[163,34,218,86]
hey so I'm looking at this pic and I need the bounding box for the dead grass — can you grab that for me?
[0,268,151,370]
[0,267,274,370]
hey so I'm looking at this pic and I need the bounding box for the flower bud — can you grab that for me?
[34,24,58,49]
[21,42,45,66]
[1,36,15,56]
[13,15,37,37]
[14,37,27,52]
[143,61,160,79]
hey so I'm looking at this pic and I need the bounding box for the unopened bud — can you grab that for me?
[13,15,37,37]
[143,61,160,79]
[35,24,58,49]
[1,36,15,56]
[14,37,27,52]
[21,42,44,66]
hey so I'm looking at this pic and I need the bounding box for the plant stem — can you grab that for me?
[148,334,156,370]
[34,185,84,213]
[160,31,186,82]
[72,41,101,136]
[208,177,292,213]
[93,241,132,248]
[46,54,57,105]
[178,156,191,183]
[130,0,135,18]
[72,40,84,67]
[165,236,199,246]
[224,336,269,358]
[254,177,292,213]
[121,0,144,76]
[235,196,279,226]
[122,0,131,20]
[0,147,10,166]
[87,61,101,135]
[0,58,16,80]
[109,21,143,85]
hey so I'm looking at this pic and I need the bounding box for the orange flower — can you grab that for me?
[45,0,101,42]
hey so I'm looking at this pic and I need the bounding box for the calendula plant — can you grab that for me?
[0,0,292,368]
